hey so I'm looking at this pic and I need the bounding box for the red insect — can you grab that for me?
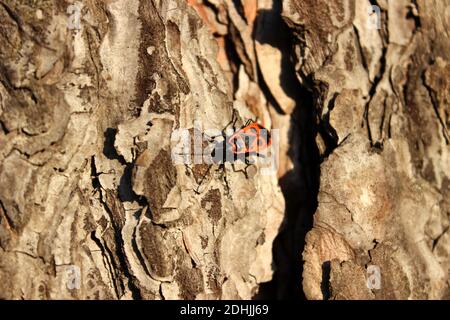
[210,110,272,165]
[191,110,272,194]
[227,122,272,155]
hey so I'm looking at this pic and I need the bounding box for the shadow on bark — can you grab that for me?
[250,3,321,300]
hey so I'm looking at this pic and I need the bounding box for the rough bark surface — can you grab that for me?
[282,0,450,300]
[0,0,448,300]
[0,0,284,299]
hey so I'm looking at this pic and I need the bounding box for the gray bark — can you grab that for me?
[0,0,448,300]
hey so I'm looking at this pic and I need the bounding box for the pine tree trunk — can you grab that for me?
[0,0,448,300]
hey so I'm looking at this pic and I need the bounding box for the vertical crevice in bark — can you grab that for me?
[90,156,142,299]
[251,2,320,299]
[279,86,320,300]
[320,260,331,300]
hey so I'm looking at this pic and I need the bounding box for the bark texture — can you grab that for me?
[0,0,284,299]
[0,0,449,300]
[282,0,450,300]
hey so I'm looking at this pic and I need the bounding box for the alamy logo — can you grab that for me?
[368,5,382,30]
[67,2,83,30]
[65,265,81,290]
[170,121,279,176]
[366,265,381,290]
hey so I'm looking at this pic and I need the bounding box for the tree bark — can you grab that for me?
[0,0,448,300]
[281,0,449,300]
